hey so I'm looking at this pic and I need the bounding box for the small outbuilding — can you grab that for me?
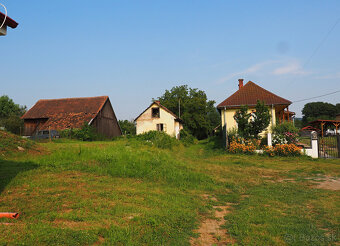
[135,101,183,139]
[22,96,122,138]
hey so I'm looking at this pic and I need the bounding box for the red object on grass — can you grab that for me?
[0,213,19,219]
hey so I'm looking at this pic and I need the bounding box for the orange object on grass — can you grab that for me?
[0,213,19,219]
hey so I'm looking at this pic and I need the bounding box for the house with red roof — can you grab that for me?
[217,79,294,136]
[135,101,183,139]
[22,96,122,138]
[0,11,18,36]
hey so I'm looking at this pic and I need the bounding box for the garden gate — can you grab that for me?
[318,135,340,159]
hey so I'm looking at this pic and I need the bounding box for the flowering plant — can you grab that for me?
[228,137,258,154]
[263,144,301,157]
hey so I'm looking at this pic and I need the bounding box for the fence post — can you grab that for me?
[337,135,340,158]
[310,131,319,158]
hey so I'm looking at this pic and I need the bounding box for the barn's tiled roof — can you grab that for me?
[22,96,108,130]
[217,81,291,109]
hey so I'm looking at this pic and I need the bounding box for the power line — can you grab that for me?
[302,17,340,69]
[293,89,340,103]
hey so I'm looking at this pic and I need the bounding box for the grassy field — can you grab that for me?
[0,136,339,245]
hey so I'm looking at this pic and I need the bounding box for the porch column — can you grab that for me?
[321,122,325,138]
[287,106,290,122]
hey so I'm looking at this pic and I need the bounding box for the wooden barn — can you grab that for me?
[21,96,122,138]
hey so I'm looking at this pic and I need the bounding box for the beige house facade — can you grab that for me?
[135,101,183,139]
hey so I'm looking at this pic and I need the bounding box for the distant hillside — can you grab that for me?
[0,130,35,154]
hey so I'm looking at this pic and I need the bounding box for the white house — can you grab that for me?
[135,101,183,139]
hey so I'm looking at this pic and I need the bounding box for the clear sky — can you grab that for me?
[1,0,340,120]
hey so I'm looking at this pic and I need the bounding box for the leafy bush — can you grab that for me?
[118,120,136,135]
[0,115,24,135]
[136,131,178,149]
[179,129,196,146]
[263,144,301,157]
[272,122,299,145]
[59,123,104,141]
[227,127,238,144]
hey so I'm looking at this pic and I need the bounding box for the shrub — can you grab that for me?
[263,144,301,157]
[59,123,104,141]
[227,127,238,144]
[179,129,196,146]
[136,131,178,149]
[0,115,24,135]
[272,122,299,145]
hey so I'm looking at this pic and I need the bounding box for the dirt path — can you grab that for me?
[191,195,235,246]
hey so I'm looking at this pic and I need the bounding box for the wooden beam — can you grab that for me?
[321,122,325,138]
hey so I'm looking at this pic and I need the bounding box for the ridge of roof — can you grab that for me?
[134,101,181,122]
[217,81,291,108]
[36,96,109,102]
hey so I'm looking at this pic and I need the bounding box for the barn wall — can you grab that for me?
[23,119,48,136]
[92,100,122,138]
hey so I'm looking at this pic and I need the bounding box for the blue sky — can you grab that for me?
[1,0,340,120]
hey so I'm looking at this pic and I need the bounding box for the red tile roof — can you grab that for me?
[0,11,18,28]
[22,96,109,130]
[217,81,291,109]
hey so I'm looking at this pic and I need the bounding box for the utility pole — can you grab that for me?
[178,98,181,118]
[224,107,228,149]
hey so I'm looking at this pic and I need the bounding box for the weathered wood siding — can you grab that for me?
[91,99,122,138]
[23,119,48,136]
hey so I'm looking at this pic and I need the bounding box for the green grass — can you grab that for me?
[0,130,35,155]
[0,138,339,245]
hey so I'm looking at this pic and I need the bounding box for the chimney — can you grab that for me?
[238,79,244,89]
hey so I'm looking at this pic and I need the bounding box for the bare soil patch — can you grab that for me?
[315,177,340,191]
[191,195,235,245]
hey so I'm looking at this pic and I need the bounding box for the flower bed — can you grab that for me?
[228,137,302,157]
[263,144,302,157]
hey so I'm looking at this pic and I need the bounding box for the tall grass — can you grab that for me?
[35,139,214,189]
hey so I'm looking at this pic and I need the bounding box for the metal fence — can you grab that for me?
[318,135,340,159]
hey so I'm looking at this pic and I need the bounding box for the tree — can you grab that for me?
[233,100,270,139]
[157,85,220,139]
[233,105,251,138]
[336,103,340,114]
[302,102,337,124]
[0,95,26,135]
[0,95,26,119]
[119,120,136,135]
[249,100,270,137]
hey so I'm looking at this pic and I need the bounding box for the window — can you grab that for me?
[156,123,164,131]
[152,108,160,118]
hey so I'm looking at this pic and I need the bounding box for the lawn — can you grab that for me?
[0,137,339,245]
